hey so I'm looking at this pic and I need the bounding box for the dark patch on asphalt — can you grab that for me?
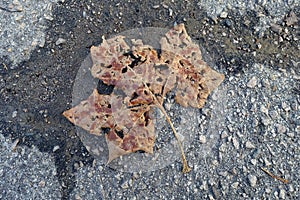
[0,0,299,199]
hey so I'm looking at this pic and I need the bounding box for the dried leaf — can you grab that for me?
[63,89,155,163]
[160,23,224,92]
[63,24,224,172]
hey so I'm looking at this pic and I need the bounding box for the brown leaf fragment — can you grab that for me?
[91,35,130,67]
[63,89,155,162]
[160,24,225,92]
[63,89,114,135]
[261,167,289,184]
[172,58,210,108]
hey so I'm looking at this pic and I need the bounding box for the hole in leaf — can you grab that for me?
[200,69,207,75]
[121,67,127,73]
[179,60,185,66]
[125,51,142,68]
[198,83,205,90]
[156,49,162,58]
[129,59,139,68]
[156,64,169,71]
[156,77,163,82]
[102,128,110,134]
[130,92,139,101]
[116,130,124,139]
[144,111,150,126]
[97,80,114,95]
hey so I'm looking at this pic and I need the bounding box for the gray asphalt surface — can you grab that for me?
[0,0,299,199]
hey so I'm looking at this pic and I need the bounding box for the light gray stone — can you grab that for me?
[245,141,255,149]
[248,174,257,187]
[247,77,257,88]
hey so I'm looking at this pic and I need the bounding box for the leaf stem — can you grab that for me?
[128,65,192,173]
[156,103,192,173]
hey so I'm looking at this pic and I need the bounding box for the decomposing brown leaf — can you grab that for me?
[63,24,224,172]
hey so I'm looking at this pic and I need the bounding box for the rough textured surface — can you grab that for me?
[63,25,224,164]
[0,0,58,69]
[0,0,299,199]
[72,63,300,199]
[0,133,61,199]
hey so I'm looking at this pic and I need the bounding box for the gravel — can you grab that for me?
[0,133,61,199]
[69,62,299,199]
[0,0,299,199]
[70,161,105,200]
[198,0,299,35]
[0,0,58,69]
[69,62,300,199]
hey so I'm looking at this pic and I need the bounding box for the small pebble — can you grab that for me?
[260,105,268,114]
[276,124,286,134]
[232,137,239,149]
[55,38,67,45]
[87,172,93,178]
[39,180,46,187]
[11,138,20,151]
[199,135,207,144]
[221,131,228,139]
[288,185,294,192]
[247,77,257,88]
[169,8,173,17]
[52,145,60,152]
[220,11,228,18]
[281,102,290,112]
[286,11,298,26]
[231,182,239,189]
[200,180,208,191]
[211,160,219,166]
[279,188,286,199]
[211,92,218,101]
[250,159,257,165]
[227,124,234,132]
[245,141,255,149]
[269,110,278,119]
[162,4,168,9]
[121,180,129,189]
[75,194,82,200]
[232,168,237,175]
[270,23,282,33]
[248,174,257,187]
[219,143,226,152]
[164,102,172,111]
[261,116,271,126]
[12,111,18,118]
[257,43,262,49]
[264,158,271,166]
[286,132,294,138]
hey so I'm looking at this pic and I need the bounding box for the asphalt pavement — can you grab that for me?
[0,0,299,199]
